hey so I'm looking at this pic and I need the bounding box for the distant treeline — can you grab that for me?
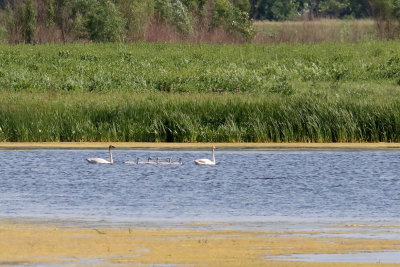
[0,0,400,44]
[249,0,400,39]
[248,0,371,20]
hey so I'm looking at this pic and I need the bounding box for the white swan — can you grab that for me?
[87,145,115,164]
[194,146,216,165]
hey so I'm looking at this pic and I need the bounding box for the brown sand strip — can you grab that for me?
[1,142,400,150]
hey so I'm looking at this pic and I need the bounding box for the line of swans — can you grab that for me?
[86,145,216,166]
[124,156,183,165]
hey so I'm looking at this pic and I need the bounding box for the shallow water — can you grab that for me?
[1,149,400,223]
[268,251,400,263]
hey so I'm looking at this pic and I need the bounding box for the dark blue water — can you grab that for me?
[1,149,400,222]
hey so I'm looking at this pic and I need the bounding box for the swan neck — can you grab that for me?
[212,147,215,163]
[109,148,113,164]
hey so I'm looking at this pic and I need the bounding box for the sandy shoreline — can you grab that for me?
[1,142,400,150]
[1,219,400,266]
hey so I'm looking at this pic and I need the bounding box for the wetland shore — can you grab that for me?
[2,142,400,150]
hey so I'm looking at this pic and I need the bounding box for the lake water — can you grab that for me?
[1,149,400,224]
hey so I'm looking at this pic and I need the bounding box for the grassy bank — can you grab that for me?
[1,42,400,143]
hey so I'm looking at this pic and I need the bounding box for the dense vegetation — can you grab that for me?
[0,42,400,142]
[1,1,400,143]
[2,89,400,143]
[1,42,399,93]
[1,0,400,44]
[0,0,255,44]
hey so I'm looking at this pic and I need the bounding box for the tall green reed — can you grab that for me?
[1,92,400,142]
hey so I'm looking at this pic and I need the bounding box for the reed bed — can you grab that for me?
[1,42,400,143]
[1,90,400,143]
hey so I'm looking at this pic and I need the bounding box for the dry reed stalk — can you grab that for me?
[34,24,62,44]
[145,18,246,44]
[145,16,180,43]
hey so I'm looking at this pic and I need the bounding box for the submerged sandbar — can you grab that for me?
[1,220,400,266]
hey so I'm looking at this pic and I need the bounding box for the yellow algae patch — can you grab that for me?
[0,221,400,266]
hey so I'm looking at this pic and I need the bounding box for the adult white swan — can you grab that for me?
[194,146,216,165]
[86,145,115,164]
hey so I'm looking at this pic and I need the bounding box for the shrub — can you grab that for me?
[45,0,56,27]
[0,25,7,43]
[154,0,194,35]
[212,0,255,41]
[85,0,125,42]
[370,0,400,39]
[118,0,155,40]
[14,0,37,43]
[2,3,14,42]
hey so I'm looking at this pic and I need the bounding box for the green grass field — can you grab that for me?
[0,42,400,142]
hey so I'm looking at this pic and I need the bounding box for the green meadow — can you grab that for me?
[1,42,400,142]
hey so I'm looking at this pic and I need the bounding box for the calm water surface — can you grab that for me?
[1,149,399,223]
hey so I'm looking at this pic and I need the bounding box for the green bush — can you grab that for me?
[212,0,255,41]
[45,0,56,27]
[14,0,36,43]
[234,0,251,12]
[2,3,13,42]
[85,0,125,42]
[0,26,7,43]
[118,0,154,39]
[154,0,194,35]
